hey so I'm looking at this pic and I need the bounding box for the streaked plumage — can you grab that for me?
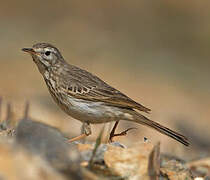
[22,43,189,146]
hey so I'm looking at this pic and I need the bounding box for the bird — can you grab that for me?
[22,43,189,146]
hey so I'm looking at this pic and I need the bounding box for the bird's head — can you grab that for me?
[22,43,64,73]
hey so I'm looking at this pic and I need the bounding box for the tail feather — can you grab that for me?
[127,111,189,146]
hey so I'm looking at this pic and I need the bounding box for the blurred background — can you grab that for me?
[0,0,209,160]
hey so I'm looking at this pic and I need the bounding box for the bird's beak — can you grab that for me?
[22,48,36,55]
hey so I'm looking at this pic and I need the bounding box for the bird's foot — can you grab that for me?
[68,133,87,142]
[69,122,91,143]
[109,127,137,143]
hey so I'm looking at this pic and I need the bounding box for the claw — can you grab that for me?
[115,127,137,136]
[109,127,137,143]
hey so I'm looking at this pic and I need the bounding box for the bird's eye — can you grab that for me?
[45,51,51,56]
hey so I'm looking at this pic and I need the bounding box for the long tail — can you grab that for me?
[125,110,189,146]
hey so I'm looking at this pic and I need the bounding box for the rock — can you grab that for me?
[186,158,210,178]
[15,117,83,179]
[79,143,107,164]
[77,141,127,179]
[0,138,66,180]
[104,142,157,180]
[160,159,193,180]
[77,141,126,164]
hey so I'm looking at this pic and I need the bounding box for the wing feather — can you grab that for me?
[59,64,151,113]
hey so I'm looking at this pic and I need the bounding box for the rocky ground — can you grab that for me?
[0,1,210,179]
[0,99,209,180]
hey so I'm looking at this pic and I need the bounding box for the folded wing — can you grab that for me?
[59,64,151,113]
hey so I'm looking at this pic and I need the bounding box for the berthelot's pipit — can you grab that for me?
[22,43,189,146]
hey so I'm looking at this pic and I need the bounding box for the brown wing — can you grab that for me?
[59,64,151,113]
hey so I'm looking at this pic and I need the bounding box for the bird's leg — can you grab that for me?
[109,121,137,142]
[109,121,119,142]
[68,122,91,142]
[80,122,91,143]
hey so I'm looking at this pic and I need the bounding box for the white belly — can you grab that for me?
[65,96,124,124]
